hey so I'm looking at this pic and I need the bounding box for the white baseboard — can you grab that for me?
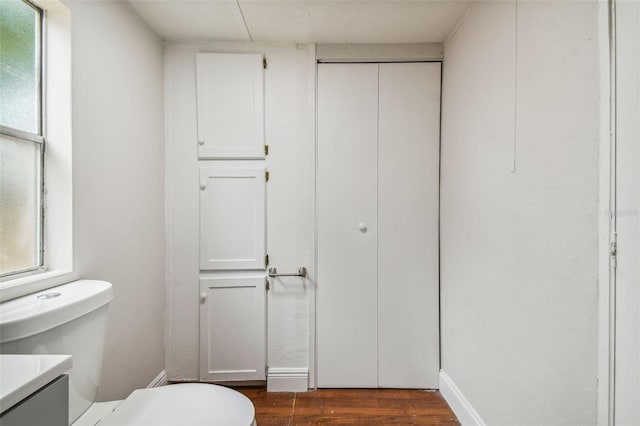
[267,367,309,392]
[147,370,168,388]
[439,370,486,426]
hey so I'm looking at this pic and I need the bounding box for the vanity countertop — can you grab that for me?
[0,354,72,414]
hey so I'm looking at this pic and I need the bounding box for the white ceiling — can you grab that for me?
[128,0,471,44]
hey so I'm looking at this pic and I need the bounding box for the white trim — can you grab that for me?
[147,370,168,388]
[267,367,309,392]
[439,370,486,426]
[308,42,318,390]
[597,0,614,424]
[0,270,75,302]
[0,0,73,303]
[163,40,176,385]
[316,43,443,62]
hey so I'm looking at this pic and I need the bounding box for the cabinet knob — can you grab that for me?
[198,139,205,146]
[199,183,206,190]
[200,293,207,304]
[359,223,367,233]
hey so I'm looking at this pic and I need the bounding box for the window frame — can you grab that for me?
[0,0,46,280]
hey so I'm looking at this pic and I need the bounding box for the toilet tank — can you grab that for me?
[0,280,113,424]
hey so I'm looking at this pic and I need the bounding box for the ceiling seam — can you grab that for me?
[235,0,253,42]
[443,3,473,46]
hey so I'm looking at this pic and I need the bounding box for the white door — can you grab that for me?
[199,166,266,270]
[317,64,379,388]
[317,62,440,389]
[196,53,265,159]
[614,1,640,423]
[199,276,266,381]
[378,63,440,388]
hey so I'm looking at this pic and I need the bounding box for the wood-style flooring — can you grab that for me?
[236,388,460,425]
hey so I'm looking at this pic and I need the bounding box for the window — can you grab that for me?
[0,0,44,278]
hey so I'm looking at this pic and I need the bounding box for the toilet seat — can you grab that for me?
[99,383,256,426]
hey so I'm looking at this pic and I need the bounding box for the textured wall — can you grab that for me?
[69,0,166,400]
[440,1,601,424]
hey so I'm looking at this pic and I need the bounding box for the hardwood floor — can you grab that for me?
[236,388,460,425]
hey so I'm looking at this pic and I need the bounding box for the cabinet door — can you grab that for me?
[0,375,68,426]
[199,166,266,270]
[200,276,266,381]
[196,53,264,159]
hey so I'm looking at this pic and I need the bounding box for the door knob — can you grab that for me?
[359,223,367,233]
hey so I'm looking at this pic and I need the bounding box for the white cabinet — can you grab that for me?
[0,375,68,426]
[196,53,268,385]
[199,276,266,382]
[199,166,266,271]
[317,62,441,389]
[196,53,265,159]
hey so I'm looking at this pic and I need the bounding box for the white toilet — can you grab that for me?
[0,280,256,425]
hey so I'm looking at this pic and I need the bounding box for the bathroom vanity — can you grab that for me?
[0,355,72,426]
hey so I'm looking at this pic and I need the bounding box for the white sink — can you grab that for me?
[0,354,72,414]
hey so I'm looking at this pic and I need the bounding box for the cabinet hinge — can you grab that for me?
[265,171,270,182]
[265,254,269,266]
[265,145,269,156]
[263,57,267,69]
[265,278,270,291]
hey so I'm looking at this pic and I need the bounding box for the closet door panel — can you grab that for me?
[378,62,441,388]
[199,166,266,270]
[317,64,379,388]
[196,53,264,159]
[199,276,266,381]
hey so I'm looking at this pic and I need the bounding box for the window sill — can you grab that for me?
[0,269,77,302]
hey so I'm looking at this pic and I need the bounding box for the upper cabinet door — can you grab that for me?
[196,53,265,159]
[200,166,266,270]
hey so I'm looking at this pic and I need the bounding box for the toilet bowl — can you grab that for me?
[98,383,255,426]
[0,280,256,426]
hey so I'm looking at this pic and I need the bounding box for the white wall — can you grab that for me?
[440,1,601,424]
[67,0,166,400]
[164,43,315,382]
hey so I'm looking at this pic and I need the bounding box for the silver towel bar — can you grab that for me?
[268,267,307,278]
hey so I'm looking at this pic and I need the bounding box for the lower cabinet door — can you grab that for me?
[199,276,266,382]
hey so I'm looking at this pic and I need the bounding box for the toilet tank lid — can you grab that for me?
[0,280,113,344]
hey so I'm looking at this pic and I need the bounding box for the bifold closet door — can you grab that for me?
[317,64,379,388]
[377,62,440,388]
[317,62,440,389]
